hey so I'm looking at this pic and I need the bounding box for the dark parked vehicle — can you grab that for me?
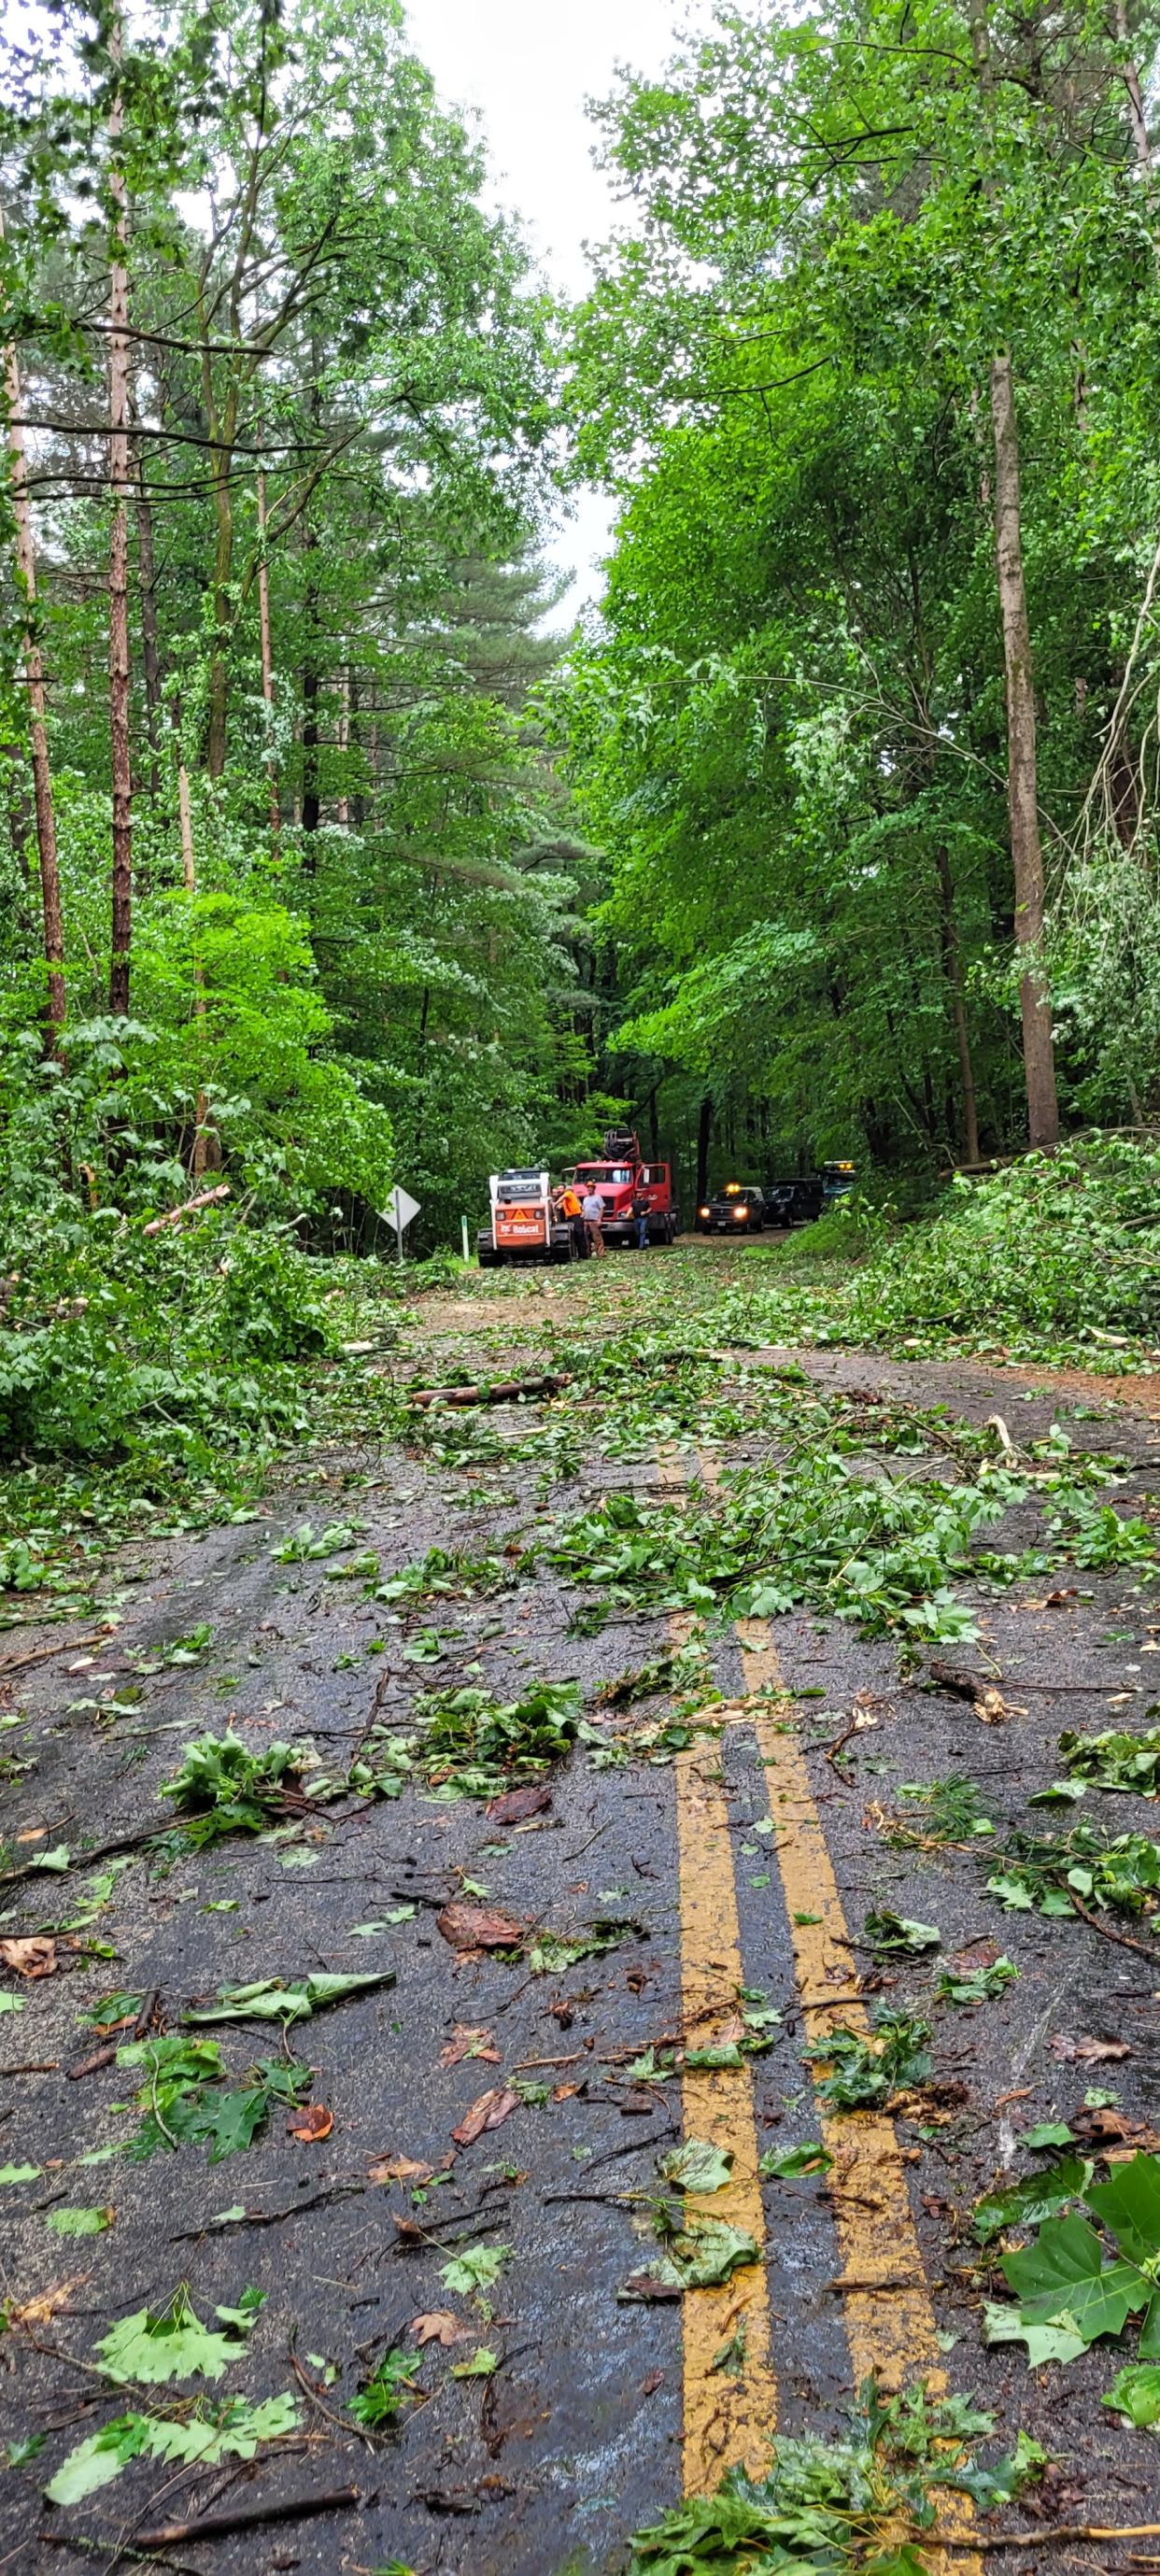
[695,1182,766,1235]
[764,1162,857,1227]
[763,1177,823,1227]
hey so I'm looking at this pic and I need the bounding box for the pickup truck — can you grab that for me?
[695,1183,766,1234]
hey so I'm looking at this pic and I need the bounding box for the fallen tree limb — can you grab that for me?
[0,1627,118,1678]
[927,1661,1014,1724]
[1070,1892,1159,1958]
[168,2179,366,2238]
[142,1182,230,1235]
[961,2524,1160,2551]
[0,1819,163,1892]
[406,1370,571,1409]
[38,2538,198,2571]
[130,2484,365,2548]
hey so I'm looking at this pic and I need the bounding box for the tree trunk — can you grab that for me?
[4,743,31,885]
[933,844,981,1164]
[204,377,239,782]
[1113,0,1152,168]
[301,644,320,834]
[134,426,163,798]
[335,666,349,824]
[696,1094,713,1205]
[106,17,134,1018]
[169,697,217,1179]
[300,345,323,842]
[969,0,1058,1149]
[988,352,1058,1146]
[3,229,65,1037]
[256,468,279,834]
[349,672,366,828]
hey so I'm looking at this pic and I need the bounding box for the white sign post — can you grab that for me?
[383,1184,420,1267]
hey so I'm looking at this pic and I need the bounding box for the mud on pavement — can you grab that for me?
[2,1240,1160,2575]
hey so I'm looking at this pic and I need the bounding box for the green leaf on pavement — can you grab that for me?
[44,2392,298,2507]
[758,2142,833,2178]
[937,1956,1019,2005]
[972,2157,1092,2246]
[97,2287,255,2385]
[621,2217,759,2298]
[864,1911,941,1954]
[1059,1726,1160,1794]
[658,2139,733,2194]
[982,2301,1089,2369]
[185,1969,394,2024]
[46,2206,114,2236]
[450,2345,499,2377]
[438,2243,512,2299]
[1103,2363,1160,2426]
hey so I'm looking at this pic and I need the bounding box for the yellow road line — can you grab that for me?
[659,1451,976,2566]
[673,1708,778,2488]
[656,1452,778,2493]
[738,1620,942,2387]
[737,1617,980,2575]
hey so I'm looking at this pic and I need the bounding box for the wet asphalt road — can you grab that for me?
[2,1240,1160,2574]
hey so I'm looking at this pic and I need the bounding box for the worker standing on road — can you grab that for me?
[559,1182,587,1258]
[581,1185,606,1256]
[632,1191,649,1251]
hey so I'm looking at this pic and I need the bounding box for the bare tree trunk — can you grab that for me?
[969,0,1059,1150]
[335,665,349,824]
[107,16,134,1018]
[204,379,238,782]
[2,207,65,1038]
[169,698,216,1179]
[173,704,196,895]
[4,743,31,885]
[300,345,322,845]
[934,844,981,1164]
[1113,0,1152,168]
[256,468,279,835]
[989,352,1058,1147]
[301,644,320,835]
[696,1095,713,1206]
[133,427,163,798]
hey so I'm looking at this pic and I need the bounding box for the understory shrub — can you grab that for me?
[743,1141,1160,1348]
[0,1209,337,1471]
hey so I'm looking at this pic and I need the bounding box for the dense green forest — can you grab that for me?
[1,0,1158,1481]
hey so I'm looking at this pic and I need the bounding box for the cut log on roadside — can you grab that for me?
[407,1371,571,1409]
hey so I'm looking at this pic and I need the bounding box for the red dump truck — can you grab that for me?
[567,1128,680,1248]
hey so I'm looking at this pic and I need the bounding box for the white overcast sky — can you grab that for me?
[404,0,684,624]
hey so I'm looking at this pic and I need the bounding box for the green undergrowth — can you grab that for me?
[725,1139,1160,1366]
[0,1208,335,1470]
[625,2376,1045,2573]
[159,1732,327,1846]
[416,1677,580,1797]
[536,1434,1150,1649]
[983,2149,1160,2370]
[0,1213,412,1603]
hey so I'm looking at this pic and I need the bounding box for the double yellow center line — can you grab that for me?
[662,1455,978,2570]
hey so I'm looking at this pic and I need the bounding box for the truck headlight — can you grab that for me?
[699,1206,710,1218]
